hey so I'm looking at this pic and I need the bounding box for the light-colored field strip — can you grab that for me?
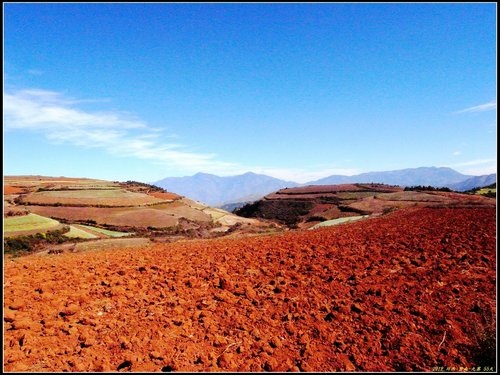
[310,215,369,229]
[4,213,61,234]
[477,188,496,195]
[202,207,228,220]
[79,225,133,238]
[64,225,99,239]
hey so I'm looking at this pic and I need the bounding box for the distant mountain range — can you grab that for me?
[447,173,497,192]
[152,167,496,207]
[153,172,298,207]
[309,167,473,187]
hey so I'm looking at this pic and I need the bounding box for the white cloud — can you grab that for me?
[4,90,145,130]
[447,158,497,176]
[451,158,497,167]
[455,100,497,114]
[452,151,461,156]
[3,88,240,173]
[28,69,43,76]
[3,88,363,183]
[461,166,497,176]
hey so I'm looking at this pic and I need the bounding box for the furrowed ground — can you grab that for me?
[3,207,496,372]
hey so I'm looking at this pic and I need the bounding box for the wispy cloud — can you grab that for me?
[3,88,240,173]
[454,100,497,114]
[446,158,497,176]
[450,158,497,168]
[3,88,363,182]
[27,69,44,76]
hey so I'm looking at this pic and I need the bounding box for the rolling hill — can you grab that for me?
[153,167,495,209]
[235,183,496,229]
[3,176,274,255]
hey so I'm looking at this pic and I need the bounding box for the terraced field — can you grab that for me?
[4,176,273,255]
[4,176,117,189]
[64,225,100,239]
[77,225,133,238]
[4,185,26,194]
[236,184,497,229]
[4,213,65,237]
[19,189,171,207]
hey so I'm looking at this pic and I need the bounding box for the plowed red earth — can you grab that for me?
[4,186,26,195]
[4,207,496,372]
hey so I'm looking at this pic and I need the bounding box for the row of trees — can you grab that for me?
[4,227,73,255]
[404,185,453,192]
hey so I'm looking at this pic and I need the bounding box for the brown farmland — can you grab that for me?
[236,184,496,229]
[3,207,496,372]
[4,186,27,195]
[18,189,172,207]
[4,177,268,244]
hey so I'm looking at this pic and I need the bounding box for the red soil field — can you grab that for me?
[25,205,208,228]
[276,184,403,195]
[147,191,182,201]
[19,190,168,207]
[4,186,26,195]
[3,207,496,372]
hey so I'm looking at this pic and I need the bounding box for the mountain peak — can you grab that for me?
[193,172,216,177]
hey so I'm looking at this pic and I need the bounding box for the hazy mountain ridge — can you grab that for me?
[153,167,496,207]
[309,167,474,187]
[153,172,299,207]
[447,173,496,192]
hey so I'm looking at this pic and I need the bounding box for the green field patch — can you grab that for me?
[477,188,496,195]
[64,225,99,239]
[310,215,368,229]
[4,213,62,236]
[79,225,133,237]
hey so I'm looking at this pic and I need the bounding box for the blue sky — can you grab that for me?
[4,3,497,183]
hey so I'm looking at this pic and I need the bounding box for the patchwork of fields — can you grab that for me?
[236,184,496,228]
[19,189,172,207]
[3,177,270,251]
[3,175,497,371]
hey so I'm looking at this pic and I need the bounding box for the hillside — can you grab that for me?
[235,183,496,228]
[152,167,495,209]
[4,206,496,371]
[3,176,274,255]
